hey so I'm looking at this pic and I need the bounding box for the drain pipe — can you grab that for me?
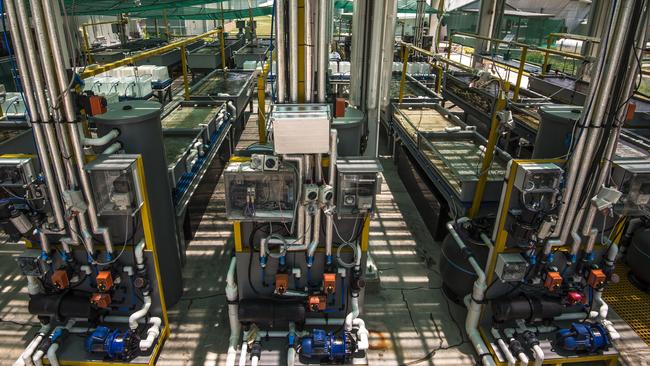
[447,220,496,366]
[225,257,240,366]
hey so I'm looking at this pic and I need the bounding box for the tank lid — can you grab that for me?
[92,101,162,125]
[539,105,583,121]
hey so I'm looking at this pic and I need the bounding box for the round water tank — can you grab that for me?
[93,100,183,306]
[532,105,582,159]
[439,224,490,304]
[628,227,650,291]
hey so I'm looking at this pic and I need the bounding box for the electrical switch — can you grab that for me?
[90,293,112,309]
[323,273,337,294]
[308,295,327,312]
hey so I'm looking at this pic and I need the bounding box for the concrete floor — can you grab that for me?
[0,112,649,365]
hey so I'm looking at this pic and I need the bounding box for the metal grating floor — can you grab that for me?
[603,264,650,346]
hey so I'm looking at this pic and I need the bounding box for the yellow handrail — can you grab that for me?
[541,33,598,75]
[257,61,272,143]
[80,28,223,79]
[80,18,129,64]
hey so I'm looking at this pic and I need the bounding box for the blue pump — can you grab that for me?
[300,329,350,363]
[555,322,611,353]
[85,326,138,360]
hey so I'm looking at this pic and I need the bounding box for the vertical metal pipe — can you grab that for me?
[558,1,635,244]
[289,0,299,102]
[349,0,367,107]
[304,0,313,102]
[317,0,328,102]
[276,0,287,103]
[6,0,65,229]
[580,2,649,236]
[379,0,398,113]
[553,0,618,239]
[40,0,114,255]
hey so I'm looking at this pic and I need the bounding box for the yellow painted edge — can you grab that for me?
[135,157,170,326]
[0,154,35,159]
[360,216,370,252]
[234,221,243,252]
[229,156,251,163]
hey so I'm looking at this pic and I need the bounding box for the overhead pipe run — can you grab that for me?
[317,0,328,103]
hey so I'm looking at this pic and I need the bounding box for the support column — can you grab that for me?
[474,0,505,65]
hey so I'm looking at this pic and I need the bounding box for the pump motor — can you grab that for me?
[85,326,139,360]
[299,329,352,363]
[555,322,611,353]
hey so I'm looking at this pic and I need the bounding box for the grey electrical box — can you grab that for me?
[0,158,37,187]
[224,161,296,221]
[17,249,46,276]
[336,158,383,217]
[495,253,528,282]
[85,155,144,216]
[611,159,650,215]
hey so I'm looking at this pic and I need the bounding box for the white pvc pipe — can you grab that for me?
[352,318,369,351]
[31,350,44,366]
[251,355,259,366]
[46,344,60,366]
[101,142,122,155]
[135,240,145,270]
[226,257,240,366]
[325,130,338,261]
[139,317,162,351]
[447,220,495,366]
[490,328,515,366]
[16,325,50,366]
[227,101,237,120]
[345,296,360,331]
[129,293,151,330]
[532,344,544,366]
[239,341,248,366]
[80,126,119,147]
[287,347,296,366]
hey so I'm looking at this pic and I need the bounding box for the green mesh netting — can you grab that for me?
[334,0,440,14]
[64,0,229,16]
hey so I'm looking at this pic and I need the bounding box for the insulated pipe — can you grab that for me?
[276,0,287,103]
[288,0,298,102]
[304,0,313,102]
[37,230,51,255]
[317,0,328,102]
[4,0,65,230]
[558,1,635,243]
[581,7,650,236]
[490,328,516,366]
[225,257,240,366]
[39,0,115,256]
[532,344,544,366]
[28,0,74,234]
